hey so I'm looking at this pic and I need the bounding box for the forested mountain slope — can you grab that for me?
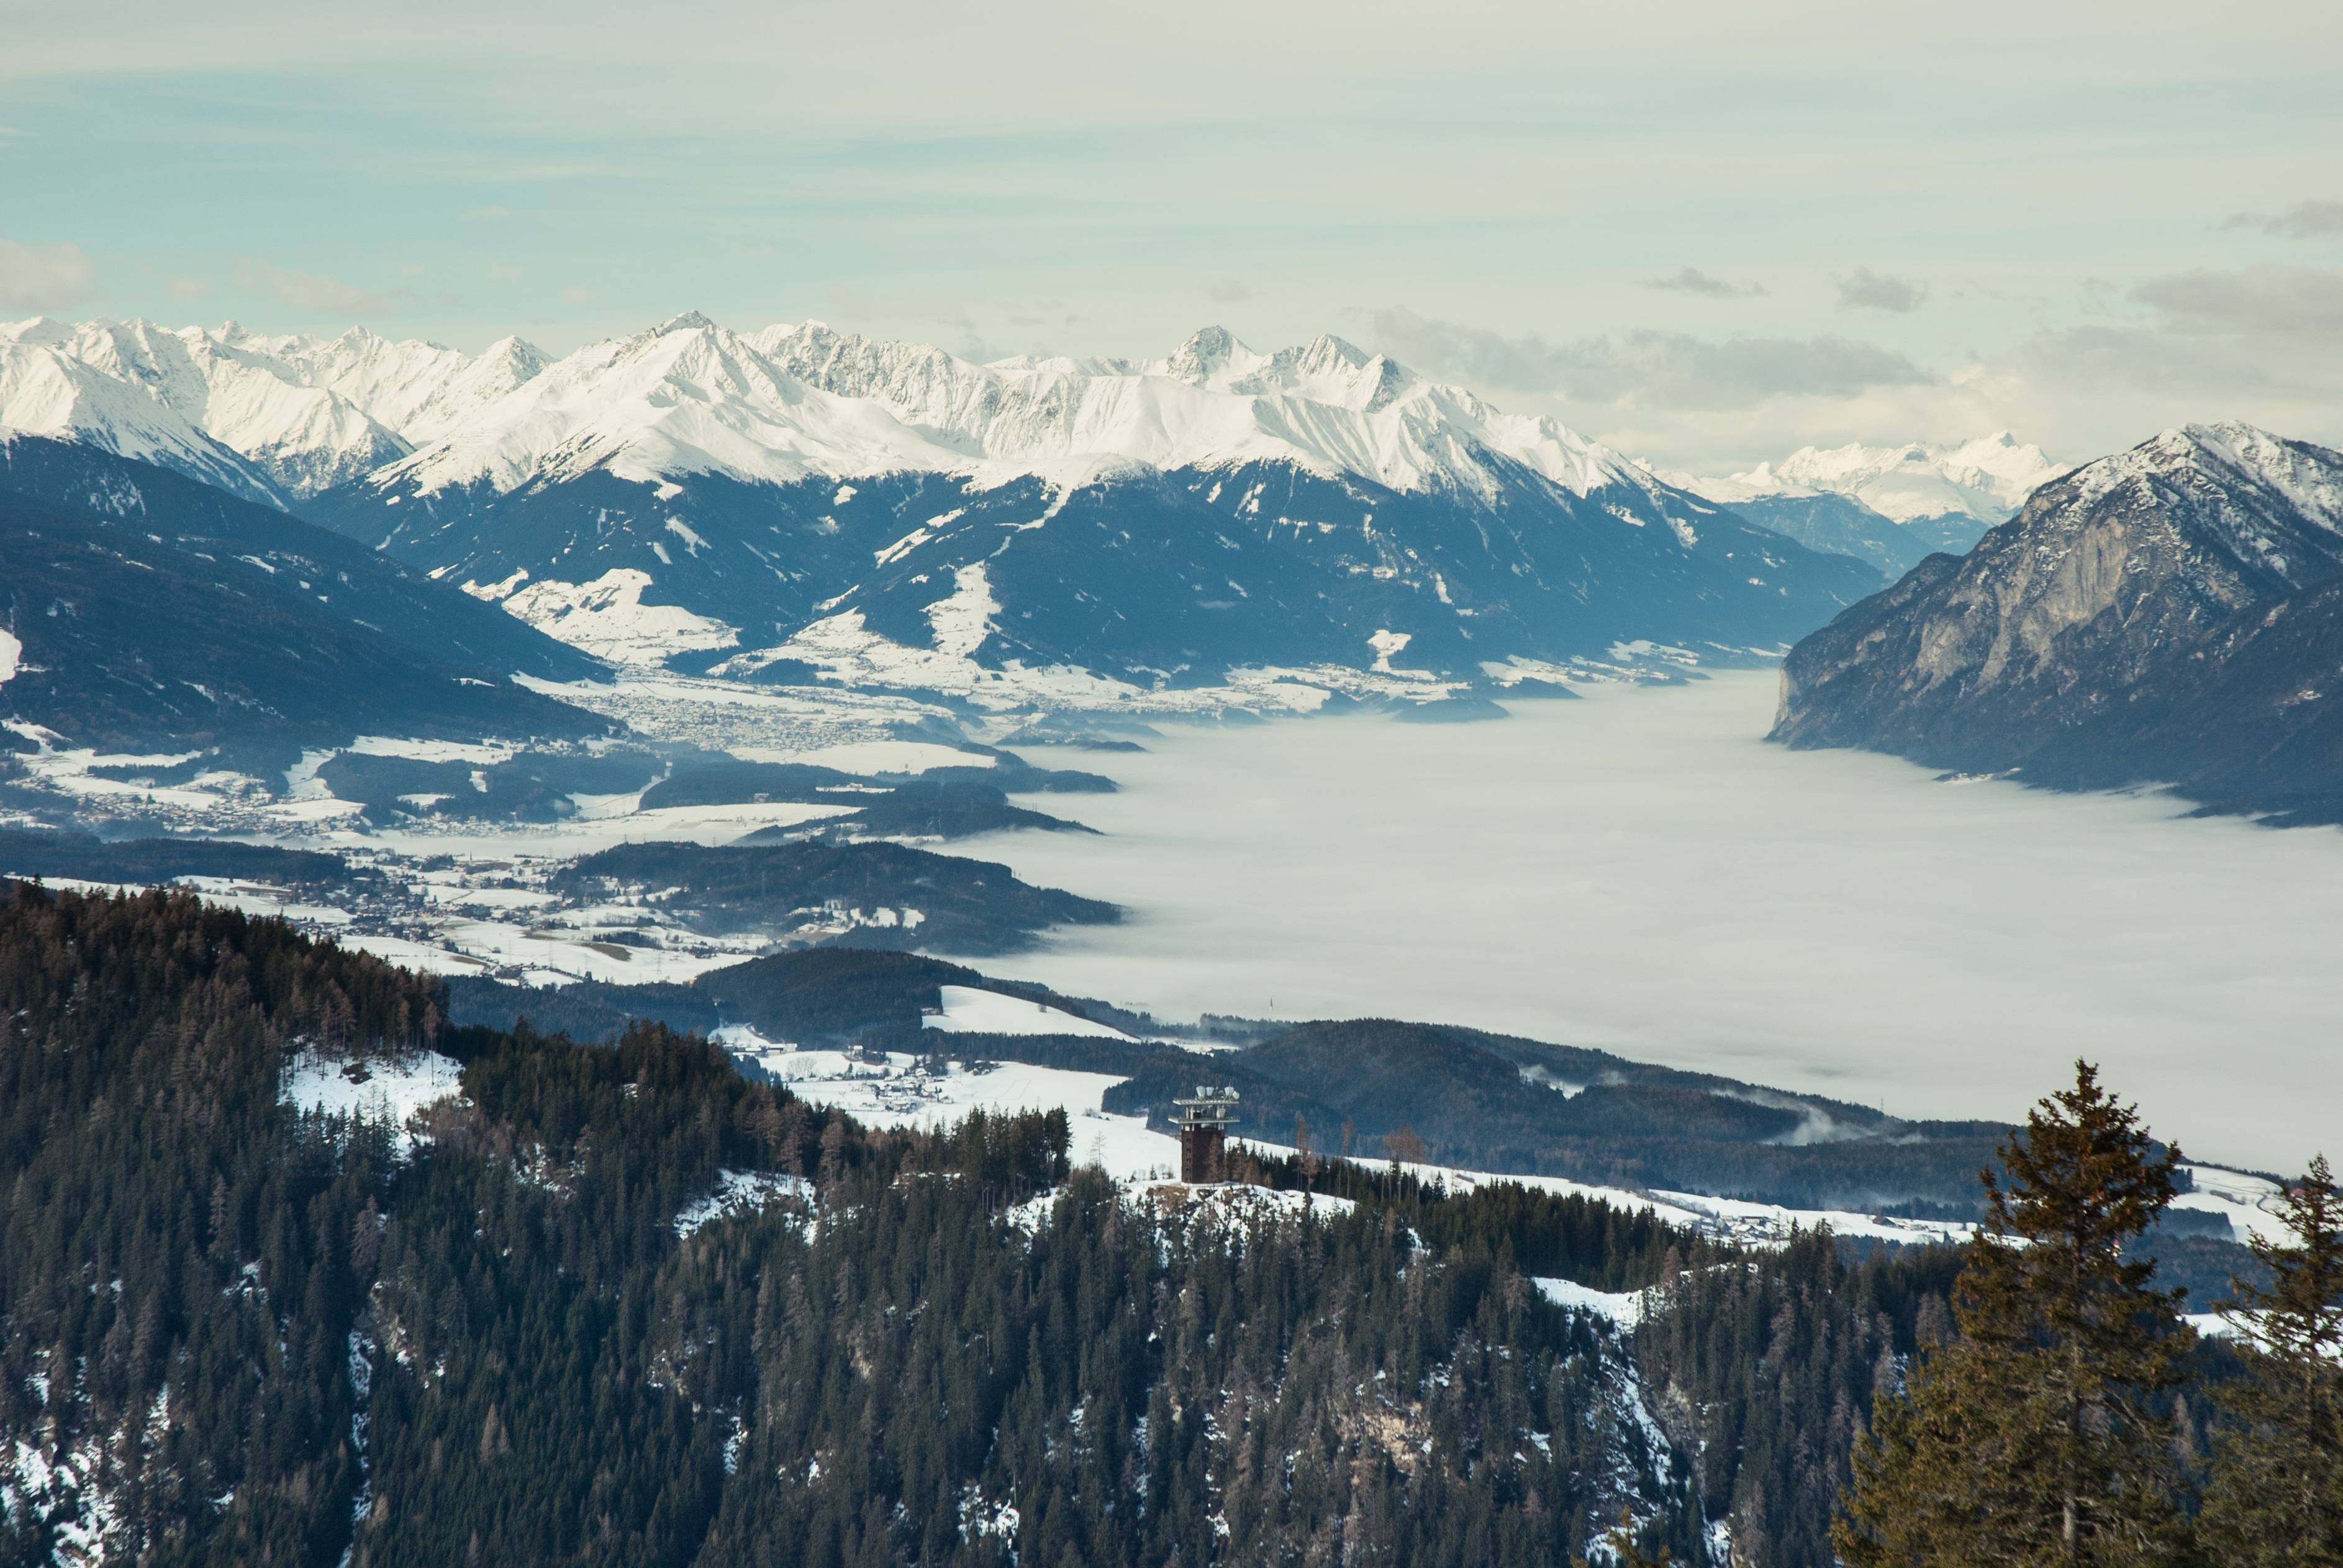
[0,437,607,756]
[0,884,2010,1568]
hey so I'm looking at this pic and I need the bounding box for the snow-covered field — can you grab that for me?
[2171,1164,2296,1249]
[922,984,1135,1040]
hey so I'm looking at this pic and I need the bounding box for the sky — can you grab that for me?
[2,0,2340,471]
[976,676,2343,1175]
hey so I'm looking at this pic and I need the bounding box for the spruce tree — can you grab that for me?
[2199,1152,2343,1566]
[1834,1061,2195,1566]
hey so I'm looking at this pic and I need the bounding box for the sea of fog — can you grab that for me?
[974,671,2341,1174]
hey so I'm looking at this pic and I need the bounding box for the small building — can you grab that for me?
[1172,1085,1240,1184]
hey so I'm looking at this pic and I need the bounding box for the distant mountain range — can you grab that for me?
[4,313,1893,699]
[1653,433,2066,578]
[1772,422,2343,822]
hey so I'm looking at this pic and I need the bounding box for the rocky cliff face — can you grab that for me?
[1770,424,2343,813]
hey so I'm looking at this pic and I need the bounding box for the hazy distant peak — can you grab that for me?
[1670,433,2066,525]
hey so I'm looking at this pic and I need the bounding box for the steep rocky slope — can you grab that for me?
[1770,423,2343,814]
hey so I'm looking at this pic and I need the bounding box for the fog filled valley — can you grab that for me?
[968,673,2343,1174]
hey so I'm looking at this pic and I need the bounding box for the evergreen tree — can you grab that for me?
[2200,1152,2343,1566]
[1834,1061,2195,1567]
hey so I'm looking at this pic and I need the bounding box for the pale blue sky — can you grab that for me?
[4,0,2339,468]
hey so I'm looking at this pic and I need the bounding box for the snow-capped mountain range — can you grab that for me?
[0,315,545,500]
[2,312,1664,507]
[1,312,1893,688]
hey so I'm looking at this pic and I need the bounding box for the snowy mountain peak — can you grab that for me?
[655,310,718,337]
[2067,421,2343,537]
[1164,325,1272,389]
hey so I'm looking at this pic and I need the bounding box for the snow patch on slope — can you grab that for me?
[1534,1277,1647,1328]
[281,1046,465,1154]
[497,568,739,666]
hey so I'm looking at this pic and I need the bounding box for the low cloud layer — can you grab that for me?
[1371,308,1934,412]
[980,677,2337,1171]
[0,239,100,313]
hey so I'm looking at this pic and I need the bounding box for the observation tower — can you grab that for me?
[1171,1086,1240,1184]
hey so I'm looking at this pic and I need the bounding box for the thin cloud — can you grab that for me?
[558,285,599,306]
[166,275,212,301]
[2221,199,2343,239]
[233,257,406,315]
[2131,265,2343,339]
[0,238,100,312]
[1204,278,1250,303]
[825,284,976,330]
[1836,268,1927,313]
[1645,266,1764,299]
[463,204,512,221]
[1370,307,1934,411]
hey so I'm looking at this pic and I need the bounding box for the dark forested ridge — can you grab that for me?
[551,840,1122,956]
[1,887,2309,1568]
[0,829,363,888]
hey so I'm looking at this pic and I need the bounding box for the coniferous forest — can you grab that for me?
[0,884,2336,1568]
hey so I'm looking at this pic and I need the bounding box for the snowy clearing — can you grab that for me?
[1534,1277,1648,1328]
[674,1170,812,1235]
[922,985,1135,1040]
[280,1047,464,1153]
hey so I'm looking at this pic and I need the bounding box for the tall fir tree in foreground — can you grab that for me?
[2200,1152,2343,1566]
[1834,1061,2195,1567]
